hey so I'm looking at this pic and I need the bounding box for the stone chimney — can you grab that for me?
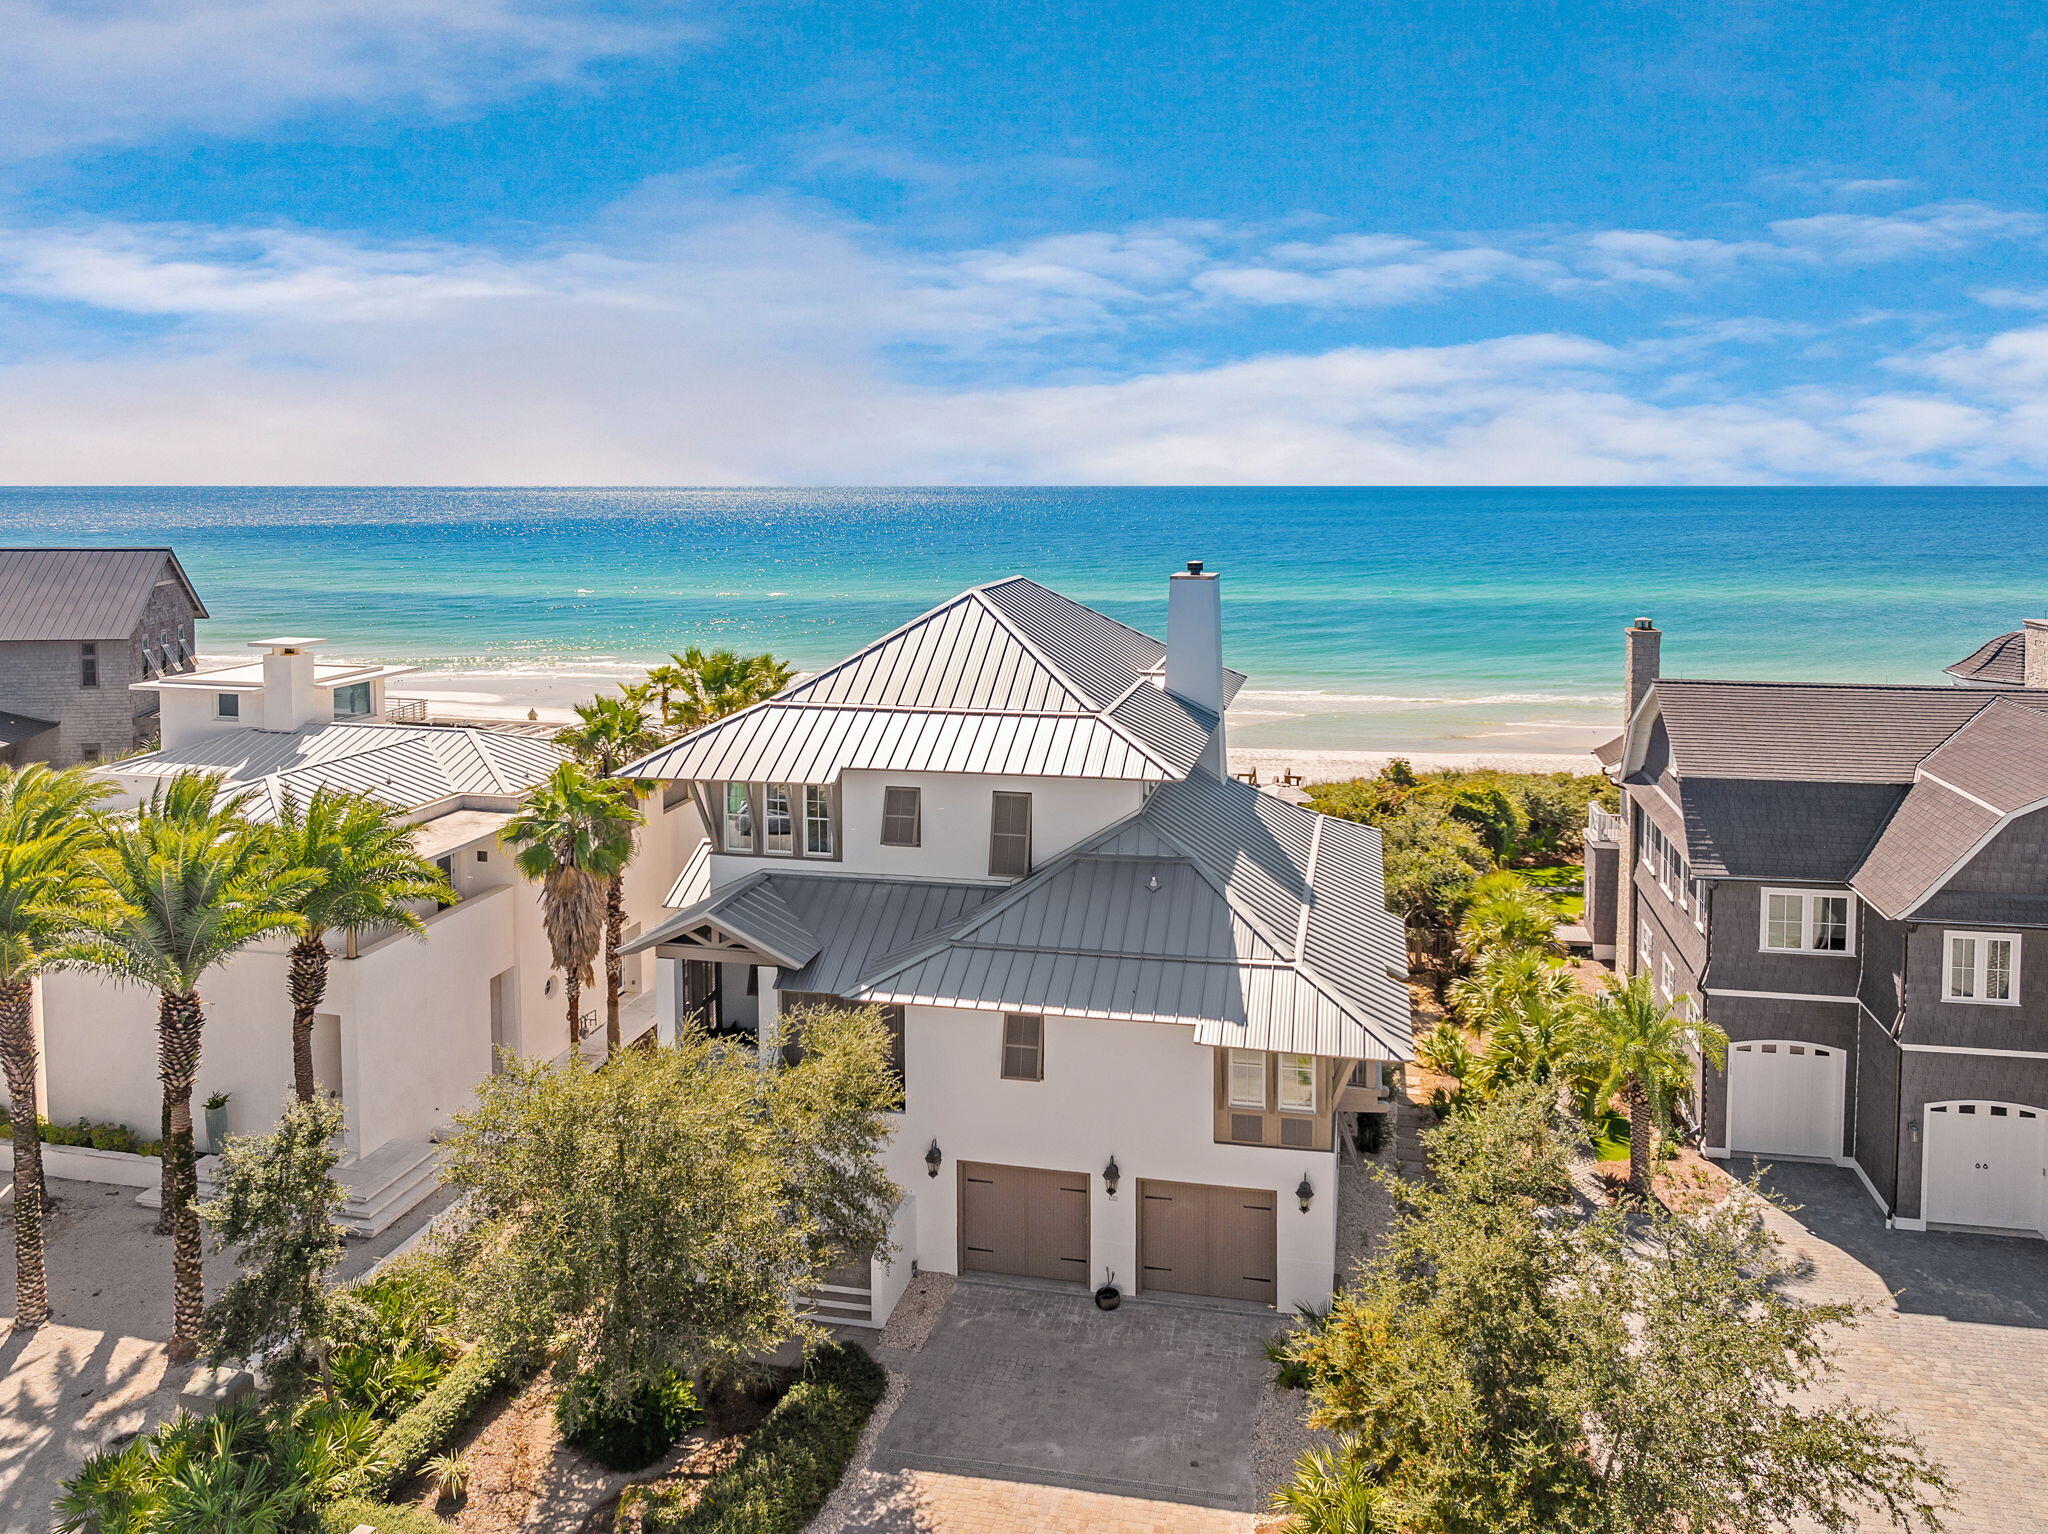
[2025,619,2048,689]
[1165,561,1227,777]
[250,638,322,732]
[1624,617,1661,722]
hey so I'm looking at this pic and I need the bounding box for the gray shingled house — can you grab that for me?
[1586,619,2048,1239]
[0,547,207,765]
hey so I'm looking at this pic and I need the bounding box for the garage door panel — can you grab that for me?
[1922,1101,2047,1233]
[959,1162,1090,1283]
[1139,1179,1277,1306]
[1726,1039,1846,1160]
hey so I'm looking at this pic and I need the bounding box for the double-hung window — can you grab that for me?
[763,784,795,854]
[722,783,755,852]
[1659,954,1676,1001]
[716,782,836,857]
[1228,1048,1267,1108]
[1759,888,1854,955]
[1945,931,2019,1004]
[1637,923,1654,974]
[1277,1053,1316,1112]
[804,786,835,855]
[1639,816,1693,909]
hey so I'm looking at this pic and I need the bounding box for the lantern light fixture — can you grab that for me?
[925,1140,943,1178]
[1103,1156,1121,1197]
[1296,1173,1315,1212]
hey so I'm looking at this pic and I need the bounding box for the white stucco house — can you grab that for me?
[31,638,691,1232]
[619,566,1413,1322]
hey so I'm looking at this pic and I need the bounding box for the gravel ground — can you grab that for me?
[876,1270,952,1353]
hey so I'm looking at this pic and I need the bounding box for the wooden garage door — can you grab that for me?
[958,1162,1090,1283]
[1138,1180,1277,1305]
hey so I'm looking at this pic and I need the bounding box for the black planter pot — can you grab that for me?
[1094,1284,1122,1311]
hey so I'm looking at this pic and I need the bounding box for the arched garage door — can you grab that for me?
[1922,1101,2047,1234]
[1725,1040,1846,1160]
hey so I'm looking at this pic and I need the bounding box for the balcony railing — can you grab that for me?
[386,697,428,724]
[1586,802,1623,845]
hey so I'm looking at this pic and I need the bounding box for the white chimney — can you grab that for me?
[249,638,323,732]
[1165,561,1227,777]
[2025,619,2048,689]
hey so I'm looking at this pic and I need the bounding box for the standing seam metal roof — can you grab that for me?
[0,548,207,641]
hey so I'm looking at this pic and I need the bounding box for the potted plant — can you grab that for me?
[202,1091,232,1153]
[1094,1271,1121,1311]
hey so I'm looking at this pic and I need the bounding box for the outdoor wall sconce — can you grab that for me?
[1296,1174,1315,1213]
[925,1140,943,1178]
[1103,1156,1121,1197]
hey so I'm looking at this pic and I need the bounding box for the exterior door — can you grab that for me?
[1724,1040,1846,1159]
[1922,1101,2047,1233]
[1137,1180,1277,1305]
[958,1162,1090,1283]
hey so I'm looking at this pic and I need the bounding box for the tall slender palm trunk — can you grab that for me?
[0,978,50,1329]
[565,969,583,1055]
[1626,1075,1654,1196]
[156,988,207,1357]
[603,876,625,1056]
[288,935,329,1102]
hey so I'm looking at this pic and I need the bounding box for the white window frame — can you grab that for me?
[1228,1048,1267,1109]
[1944,930,2021,1006]
[1758,887,1856,957]
[1659,954,1676,1001]
[721,782,755,853]
[1637,921,1654,973]
[804,784,835,856]
[215,692,241,720]
[763,783,795,855]
[1277,1052,1316,1113]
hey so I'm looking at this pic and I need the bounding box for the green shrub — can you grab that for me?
[556,1370,700,1472]
[643,1342,886,1534]
[366,1345,506,1496]
[2,1107,163,1157]
[324,1496,451,1533]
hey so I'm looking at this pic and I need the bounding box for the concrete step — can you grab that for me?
[799,1284,877,1328]
[133,1141,445,1238]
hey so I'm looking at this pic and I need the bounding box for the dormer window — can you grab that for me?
[1760,888,1854,955]
[715,781,837,859]
[722,783,755,851]
[764,784,795,854]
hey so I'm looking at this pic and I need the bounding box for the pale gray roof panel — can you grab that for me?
[0,547,206,641]
[977,576,1249,709]
[781,594,1090,712]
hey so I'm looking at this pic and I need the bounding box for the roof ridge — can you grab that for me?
[1662,678,1994,693]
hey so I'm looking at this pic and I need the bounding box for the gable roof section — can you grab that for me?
[853,774,1411,1059]
[620,576,1239,785]
[111,721,563,820]
[0,547,207,641]
[1944,631,2024,687]
[1676,779,1907,881]
[1648,680,2039,783]
[1852,699,2048,917]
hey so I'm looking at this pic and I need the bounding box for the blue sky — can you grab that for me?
[4,0,2048,484]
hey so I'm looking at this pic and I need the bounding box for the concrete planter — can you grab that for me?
[0,1139,160,1188]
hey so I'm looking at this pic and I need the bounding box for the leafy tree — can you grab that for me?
[501,761,641,1054]
[1455,870,1563,959]
[554,697,666,1050]
[0,764,112,1329]
[197,1093,349,1380]
[625,647,794,734]
[1278,1086,1949,1534]
[1582,971,1726,1196]
[1367,800,1492,986]
[432,1006,899,1414]
[67,772,313,1357]
[268,788,452,1101]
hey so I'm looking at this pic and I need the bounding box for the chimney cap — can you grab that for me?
[1631,617,1655,630]
[1174,560,1211,578]
[1187,560,1203,574]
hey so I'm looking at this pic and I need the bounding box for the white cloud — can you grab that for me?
[0,0,678,157]
[1769,202,2045,262]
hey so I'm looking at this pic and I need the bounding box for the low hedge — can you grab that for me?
[365,1344,506,1496]
[0,1107,162,1157]
[323,1496,450,1533]
[643,1342,887,1534]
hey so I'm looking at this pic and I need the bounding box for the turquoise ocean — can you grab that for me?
[3,486,2042,756]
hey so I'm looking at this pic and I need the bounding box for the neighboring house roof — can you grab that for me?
[1646,680,2043,784]
[0,709,58,746]
[855,774,1411,1060]
[620,576,1242,785]
[1852,700,2048,917]
[135,657,415,696]
[1944,631,2024,687]
[0,548,207,641]
[109,721,563,821]
[1593,733,1624,768]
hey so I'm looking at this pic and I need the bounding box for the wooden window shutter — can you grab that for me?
[1001,1012,1044,1081]
[990,791,1032,876]
[881,786,922,846]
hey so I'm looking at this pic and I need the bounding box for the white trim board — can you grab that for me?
[1704,987,1859,1004]
[1898,1041,2048,1060]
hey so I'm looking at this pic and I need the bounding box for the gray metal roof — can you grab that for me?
[1649,680,2044,783]
[854,774,1411,1059]
[1944,631,2024,687]
[111,721,563,821]
[619,577,1235,786]
[0,548,206,641]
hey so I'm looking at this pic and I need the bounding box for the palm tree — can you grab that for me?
[268,788,453,1101]
[554,698,664,1052]
[67,772,313,1357]
[1455,870,1563,961]
[629,647,793,734]
[1581,971,1728,1196]
[0,765,113,1329]
[502,762,640,1055]
[1451,949,1592,1100]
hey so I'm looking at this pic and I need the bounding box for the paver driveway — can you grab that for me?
[1732,1158,2048,1533]
[835,1277,1277,1533]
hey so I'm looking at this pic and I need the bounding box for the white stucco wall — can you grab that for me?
[879,1004,1339,1313]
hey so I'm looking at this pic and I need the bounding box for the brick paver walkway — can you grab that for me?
[1733,1158,2048,1533]
[829,1468,1256,1533]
